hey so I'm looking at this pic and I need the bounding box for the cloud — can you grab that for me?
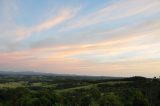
[0,5,80,51]
[34,10,72,32]
[29,17,160,50]
[0,0,160,77]
[15,8,80,40]
[62,0,160,31]
[0,0,19,24]
[17,21,159,64]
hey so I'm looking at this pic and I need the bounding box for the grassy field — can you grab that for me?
[0,79,130,92]
[56,81,131,93]
[0,81,57,89]
[0,81,26,88]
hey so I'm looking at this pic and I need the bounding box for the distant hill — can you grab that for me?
[0,71,124,80]
[0,71,50,76]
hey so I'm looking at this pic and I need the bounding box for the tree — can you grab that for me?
[90,87,101,100]
[99,92,123,106]
[132,91,150,106]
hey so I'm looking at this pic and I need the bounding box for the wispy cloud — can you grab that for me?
[61,0,160,31]
[0,0,160,77]
[0,4,80,51]
[34,10,73,32]
[15,8,80,40]
[0,0,19,24]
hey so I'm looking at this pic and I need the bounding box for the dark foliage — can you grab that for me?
[0,75,160,106]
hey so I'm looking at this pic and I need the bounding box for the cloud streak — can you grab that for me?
[15,8,79,40]
[0,0,160,77]
[62,0,160,31]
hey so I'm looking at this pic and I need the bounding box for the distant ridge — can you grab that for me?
[0,71,124,79]
[0,71,56,76]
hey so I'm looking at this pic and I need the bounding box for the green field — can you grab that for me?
[0,81,26,88]
[56,81,131,93]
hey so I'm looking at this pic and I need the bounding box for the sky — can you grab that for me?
[0,0,160,77]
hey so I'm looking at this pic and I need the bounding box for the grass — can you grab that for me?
[0,81,57,88]
[31,82,57,88]
[0,80,131,91]
[0,81,26,88]
[56,84,95,93]
[98,81,131,85]
[56,81,131,93]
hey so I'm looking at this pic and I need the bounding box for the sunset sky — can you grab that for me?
[0,0,160,77]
